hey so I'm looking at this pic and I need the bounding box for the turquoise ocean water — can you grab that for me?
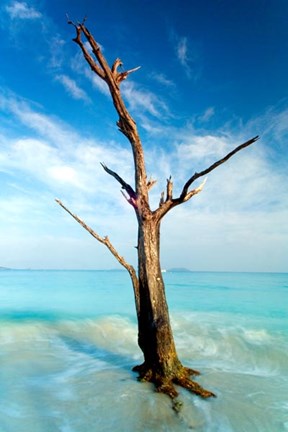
[0,270,287,431]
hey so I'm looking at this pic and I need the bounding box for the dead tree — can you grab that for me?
[56,20,258,404]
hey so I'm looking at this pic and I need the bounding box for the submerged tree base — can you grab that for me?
[132,362,216,403]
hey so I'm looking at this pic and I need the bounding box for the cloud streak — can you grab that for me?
[177,37,189,67]
[150,72,175,88]
[122,81,170,118]
[170,29,201,80]
[5,1,41,20]
[55,74,91,103]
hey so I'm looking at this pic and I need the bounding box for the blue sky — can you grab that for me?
[0,0,287,271]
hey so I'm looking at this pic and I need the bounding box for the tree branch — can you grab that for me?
[166,176,173,201]
[100,163,137,205]
[154,179,207,219]
[181,178,207,202]
[154,136,259,220]
[179,136,259,200]
[147,178,157,191]
[55,198,140,316]
[69,22,106,80]
[111,58,141,84]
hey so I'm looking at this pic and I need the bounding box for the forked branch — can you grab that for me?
[71,22,105,80]
[69,21,149,202]
[154,136,259,220]
[111,58,141,84]
[181,178,207,202]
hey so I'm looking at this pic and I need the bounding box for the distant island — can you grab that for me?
[0,266,193,272]
[167,267,192,272]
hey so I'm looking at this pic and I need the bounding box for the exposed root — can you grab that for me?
[184,366,201,377]
[156,381,178,399]
[132,363,146,374]
[132,363,216,401]
[174,376,216,398]
[132,363,153,382]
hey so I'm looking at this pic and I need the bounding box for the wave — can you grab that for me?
[1,312,288,432]
[171,312,288,377]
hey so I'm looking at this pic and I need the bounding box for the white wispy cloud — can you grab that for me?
[85,70,110,96]
[5,1,41,20]
[150,72,175,87]
[144,105,288,214]
[176,134,228,164]
[84,73,170,119]
[0,88,287,270]
[48,36,66,69]
[245,104,288,151]
[175,35,195,78]
[0,90,134,199]
[70,49,110,96]
[150,110,288,272]
[161,204,288,272]
[0,91,80,149]
[87,72,169,118]
[122,81,170,118]
[170,30,201,80]
[177,37,189,67]
[198,107,215,123]
[0,101,137,269]
[55,75,91,103]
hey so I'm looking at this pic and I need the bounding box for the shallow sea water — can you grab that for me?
[0,270,287,431]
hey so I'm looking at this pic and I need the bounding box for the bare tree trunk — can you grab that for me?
[137,218,177,371]
[56,20,259,405]
[133,216,215,399]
